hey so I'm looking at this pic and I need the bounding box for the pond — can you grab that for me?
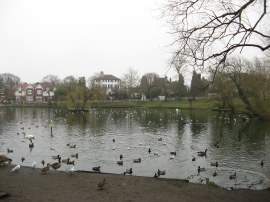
[0,107,270,190]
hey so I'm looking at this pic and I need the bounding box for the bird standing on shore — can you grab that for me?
[0,155,12,166]
[41,163,50,174]
[97,178,106,190]
[92,166,101,172]
[11,164,20,172]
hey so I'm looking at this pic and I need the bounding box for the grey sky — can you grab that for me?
[0,0,176,83]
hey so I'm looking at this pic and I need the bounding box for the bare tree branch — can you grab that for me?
[162,0,270,75]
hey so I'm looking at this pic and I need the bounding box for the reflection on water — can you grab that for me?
[0,107,270,190]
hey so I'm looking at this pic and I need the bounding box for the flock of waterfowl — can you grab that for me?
[0,107,268,190]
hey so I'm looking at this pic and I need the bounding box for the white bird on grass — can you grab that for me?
[11,164,20,172]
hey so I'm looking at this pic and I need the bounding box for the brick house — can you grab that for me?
[15,82,56,102]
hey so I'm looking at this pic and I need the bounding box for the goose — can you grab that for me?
[11,164,20,172]
[117,160,123,165]
[41,160,45,167]
[210,161,218,167]
[41,163,50,174]
[133,158,141,163]
[154,173,158,178]
[197,166,205,173]
[92,166,101,172]
[21,157,25,162]
[71,153,78,158]
[157,169,165,176]
[50,158,61,170]
[0,155,12,165]
[7,149,13,153]
[229,172,236,180]
[124,168,132,175]
[197,149,207,157]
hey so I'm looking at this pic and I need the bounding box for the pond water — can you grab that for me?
[0,107,270,190]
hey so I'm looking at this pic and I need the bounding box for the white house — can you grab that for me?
[94,74,121,94]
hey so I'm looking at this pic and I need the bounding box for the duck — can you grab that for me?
[124,168,132,175]
[69,144,76,148]
[210,161,218,167]
[213,141,219,148]
[92,166,101,172]
[260,160,264,167]
[21,157,25,162]
[41,160,45,167]
[170,151,176,156]
[154,173,158,178]
[120,154,123,160]
[52,155,61,160]
[11,164,20,172]
[197,166,205,173]
[192,157,196,161]
[157,169,166,176]
[71,153,78,158]
[133,158,141,163]
[97,178,106,190]
[197,149,207,157]
[67,160,75,165]
[158,138,162,141]
[229,172,236,180]
[213,170,217,177]
[62,158,70,163]
[7,148,13,153]
[148,148,151,153]
[117,160,123,165]
[29,139,34,148]
[41,163,50,174]
[0,155,12,165]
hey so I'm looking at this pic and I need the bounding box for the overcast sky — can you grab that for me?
[0,0,182,84]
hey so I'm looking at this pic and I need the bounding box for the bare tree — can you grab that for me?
[41,74,60,87]
[121,67,140,99]
[162,0,270,80]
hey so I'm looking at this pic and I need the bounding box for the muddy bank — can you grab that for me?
[0,165,269,202]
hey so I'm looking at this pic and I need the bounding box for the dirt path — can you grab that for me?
[0,165,269,202]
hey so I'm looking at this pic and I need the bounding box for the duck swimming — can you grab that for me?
[197,149,207,157]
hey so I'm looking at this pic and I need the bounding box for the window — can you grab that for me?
[27,89,32,94]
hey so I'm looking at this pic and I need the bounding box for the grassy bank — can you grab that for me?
[2,99,248,113]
